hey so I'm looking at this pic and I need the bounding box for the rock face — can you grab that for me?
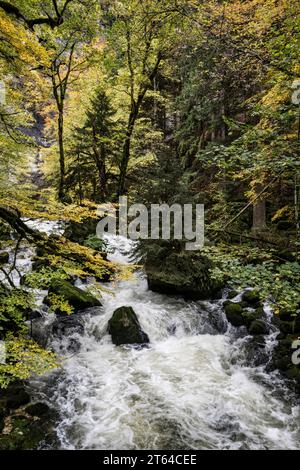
[108,306,150,346]
[146,252,223,300]
[44,279,101,316]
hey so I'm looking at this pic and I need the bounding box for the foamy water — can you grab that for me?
[29,234,300,450]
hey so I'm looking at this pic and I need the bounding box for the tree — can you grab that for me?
[69,88,117,202]
[105,0,184,196]
[41,0,100,200]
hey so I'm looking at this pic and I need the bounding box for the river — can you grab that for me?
[24,229,300,450]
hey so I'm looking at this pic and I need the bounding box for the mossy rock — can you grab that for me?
[108,306,149,346]
[285,366,300,383]
[224,302,245,327]
[227,290,239,300]
[248,320,269,335]
[146,251,223,300]
[64,219,98,245]
[44,279,101,316]
[242,290,261,307]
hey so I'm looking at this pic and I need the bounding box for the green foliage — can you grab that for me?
[202,244,300,316]
[0,334,57,389]
[0,288,34,339]
[46,293,74,316]
[23,267,70,289]
[83,235,108,252]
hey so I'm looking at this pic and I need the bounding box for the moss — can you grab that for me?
[146,252,223,300]
[242,290,261,307]
[248,320,269,335]
[227,290,239,299]
[224,302,245,327]
[44,279,101,315]
[108,306,149,346]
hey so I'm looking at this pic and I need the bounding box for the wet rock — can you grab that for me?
[25,402,52,418]
[30,318,54,348]
[245,336,269,367]
[242,290,261,308]
[227,290,239,299]
[52,316,84,337]
[44,279,101,316]
[248,320,269,335]
[242,308,264,328]
[223,302,245,327]
[108,306,150,346]
[52,316,84,352]
[0,382,30,410]
[146,251,223,300]
[26,310,43,321]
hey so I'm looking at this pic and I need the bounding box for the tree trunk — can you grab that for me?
[252,185,267,232]
[118,106,138,197]
[58,107,65,200]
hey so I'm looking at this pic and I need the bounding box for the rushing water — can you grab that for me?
[25,232,299,451]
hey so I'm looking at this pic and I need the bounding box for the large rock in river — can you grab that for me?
[108,306,149,346]
[146,251,223,300]
[44,279,101,316]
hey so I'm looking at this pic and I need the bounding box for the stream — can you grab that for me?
[14,224,298,451]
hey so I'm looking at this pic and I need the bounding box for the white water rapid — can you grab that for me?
[28,232,300,451]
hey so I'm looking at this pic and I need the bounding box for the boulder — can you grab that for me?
[108,306,149,346]
[242,290,261,308]
[0,382,30,410]
[25,402,52,418]
[52,316,84,352]
[227,290,239,299]
[44,280,101,316]
[223,302,245,327]
[248,320,269,335]
[146,251,223,300]
[64,219,98,245]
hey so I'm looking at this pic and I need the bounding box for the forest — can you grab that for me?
[0,0,300,452]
